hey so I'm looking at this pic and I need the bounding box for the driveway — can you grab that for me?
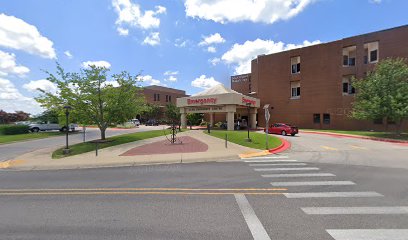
[0,125,165,162]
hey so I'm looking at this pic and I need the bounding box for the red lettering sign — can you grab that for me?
[187,98,217,105]
[242,97,256,106]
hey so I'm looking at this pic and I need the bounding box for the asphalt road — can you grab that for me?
[0,132,407,239]
[0,125,164,162]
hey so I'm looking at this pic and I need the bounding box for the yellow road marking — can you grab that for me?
[351,145,368,150]
[0,159,25,169]
[321,146,338,151]
[239,150,271,158]
[0,191,286,196]
[0,187,287,192]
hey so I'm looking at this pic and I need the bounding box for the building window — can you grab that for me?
[290,81,301,99]
[153,94,157,101]
[313,114,321,124]
[323,113,330,124]
[291,56,301,74]
[165,95,168,102]
[342,75,356,95]
[157,94,160,101]
[364,41,379,64]
[342,46,356,66]
[169,95,172,102]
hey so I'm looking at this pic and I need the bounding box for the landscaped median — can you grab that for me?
[52,129,182,159]
[204,130,282,150]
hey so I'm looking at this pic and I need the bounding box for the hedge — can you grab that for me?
[1,125,30,135]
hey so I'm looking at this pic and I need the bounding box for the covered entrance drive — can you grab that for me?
[176,84,260,130]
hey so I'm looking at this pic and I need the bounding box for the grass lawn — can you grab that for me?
[205,130,282,150]
[0,132,64,144]
[52,129,183,159]
[303,129,408,141]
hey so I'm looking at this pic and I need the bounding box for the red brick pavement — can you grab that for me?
[120,136,209,156]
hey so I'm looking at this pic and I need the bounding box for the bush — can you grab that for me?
[2,125,30,135]
[200,120,208,126]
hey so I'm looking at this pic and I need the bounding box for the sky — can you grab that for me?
[0,0,407,115]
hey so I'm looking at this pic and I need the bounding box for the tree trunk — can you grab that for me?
[395,119,403,135]
[100,127,106,140]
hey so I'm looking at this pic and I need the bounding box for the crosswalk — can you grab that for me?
[240,155,408,240]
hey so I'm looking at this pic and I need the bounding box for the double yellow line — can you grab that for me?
[0,187,287,196]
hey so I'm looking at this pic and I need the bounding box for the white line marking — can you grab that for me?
[234,194,271,240]
[242,156,288,160]
[284,191,383,198]
[271,181,355,186]
[254,167,319,171]
[326,229,408,240]
[245,160,298,163]
[249,163,307,167]
[262,173,336,178]
[302,207,408,215]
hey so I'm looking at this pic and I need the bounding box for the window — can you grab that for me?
[291,56,300,74]
[157,94,160,101]
[165,95,168,102]
[342,76,355,95]
[154,93,157,101]
[290,81,301,99]
[342,46,356,66]
[313,114,321,124]
[364,41,379,63]
[169,95,172,102]
[323,114,330,124]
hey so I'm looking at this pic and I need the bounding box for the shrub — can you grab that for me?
[2,125,30,135]
[214,122,223,128]
[200,120,208,126]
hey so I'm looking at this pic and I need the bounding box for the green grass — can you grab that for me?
[52,129,184,159]
[0,132,64,144]
[205,130,282,150]
[303,129,408,141]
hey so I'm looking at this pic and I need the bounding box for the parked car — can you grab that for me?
[145,119,159,126]
[130,119,140,126]
[265,123,298,136]
[28,122,77,132]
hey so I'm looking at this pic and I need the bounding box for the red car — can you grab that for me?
[265,123,299,136]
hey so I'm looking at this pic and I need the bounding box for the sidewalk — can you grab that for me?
[7,130,257,171]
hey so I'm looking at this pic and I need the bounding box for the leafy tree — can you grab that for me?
[142,103,162,121]
[351,58,408,134]
[36,64,145,140]
[165,103,181,125]
[31,109,60,123]
[0,110,30,124]
[186,113,203,129]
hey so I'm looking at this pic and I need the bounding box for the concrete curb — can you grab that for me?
[268,137,291,154]
[302,130,408,144]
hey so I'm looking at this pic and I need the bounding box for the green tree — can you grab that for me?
[142,103,162,121]
[31,109,60,124]
[186,113,203,129]
[165,103,181,125]
[351,58,408,134]
[36,64,145,140]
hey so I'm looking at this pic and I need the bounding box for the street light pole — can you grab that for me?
[245,102,251,142]
[63,105,72,154]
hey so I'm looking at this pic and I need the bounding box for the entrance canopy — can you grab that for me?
[177,84,260,130]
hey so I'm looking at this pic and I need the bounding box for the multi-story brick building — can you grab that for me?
[231,25,408,131]
[140,85,188,121]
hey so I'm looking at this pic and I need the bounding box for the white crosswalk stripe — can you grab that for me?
[326,229,408,240]
[242,156,288,160]
[249,163,307,167]
[254,167,319,171]
[271,181,355,186]
[261,173,336,178]
[302,207,408,215]
[284,191,383,198]
[244,160,298,163]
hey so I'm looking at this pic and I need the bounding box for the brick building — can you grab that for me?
[231,25,408,131]
[140,85,188,121]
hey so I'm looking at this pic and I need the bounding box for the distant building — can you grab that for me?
[231,25,408,131]
[139,85,188,121]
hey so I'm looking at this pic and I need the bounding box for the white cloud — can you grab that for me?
[209,57,220,66]
[199,33,225,46]
[117,27,129,36]
[0,50,30,76]
[191,75,221,89]
[0,13,56,59]
[23,79,57,94]
[174,38,188,48]
[185,0,314,24]
[0,78,43,114]
[166,76,177,82]
[221,39,321,74]
[164,70,179,76]
[112,0,166,32]
[207,46,216,53]
[369,0,382,3]
[81,60,111,69]
[138,75,166,86]
[143,32,160,46]
[64,50,73,59]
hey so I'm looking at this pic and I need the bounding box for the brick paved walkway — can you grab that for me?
[120,136,208,156]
